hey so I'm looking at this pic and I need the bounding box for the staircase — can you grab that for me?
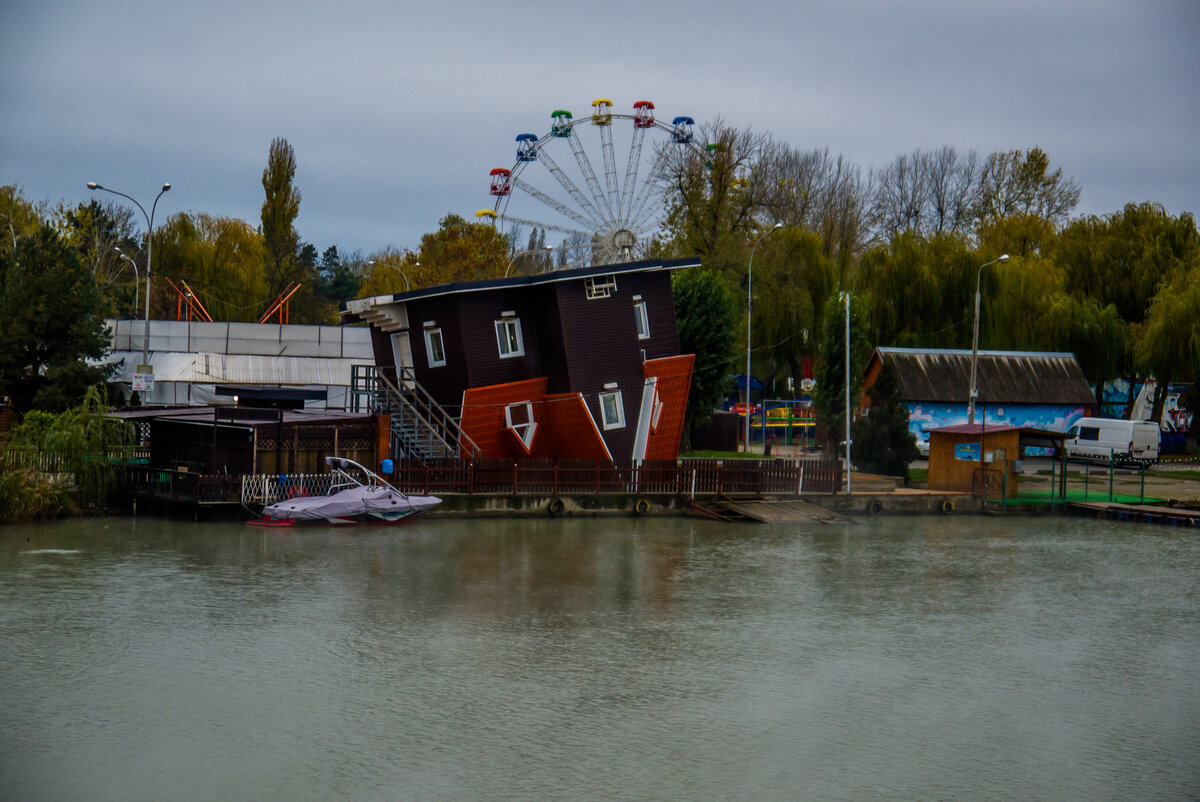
[351,365,480,461]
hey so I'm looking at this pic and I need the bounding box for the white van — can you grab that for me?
[1064,417,1160,466]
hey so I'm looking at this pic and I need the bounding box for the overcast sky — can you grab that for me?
[2,0,1197,257]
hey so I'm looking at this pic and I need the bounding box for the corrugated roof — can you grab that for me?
[875,347,1096,405]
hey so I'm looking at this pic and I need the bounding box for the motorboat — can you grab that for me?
[249,457,440,526]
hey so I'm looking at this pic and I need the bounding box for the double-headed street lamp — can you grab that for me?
[745,222,783,453]
[113,247,139,312]
[967,253,1010,425]
[87,181,170,370]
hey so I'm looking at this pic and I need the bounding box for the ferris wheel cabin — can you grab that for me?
[551,110,573,137]
[489,168,512,197]
[515,133,538,162]
[671,116,694,144]
[591,98,613,125]
[633,100,655,128]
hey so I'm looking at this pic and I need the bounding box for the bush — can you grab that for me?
[0,468,68,523]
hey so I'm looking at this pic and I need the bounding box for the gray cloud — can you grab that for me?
[3,0,1196,254]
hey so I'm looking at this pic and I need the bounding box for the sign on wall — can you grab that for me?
[954,442,981,461]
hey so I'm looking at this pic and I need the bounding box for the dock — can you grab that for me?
[1068,501,1200,526]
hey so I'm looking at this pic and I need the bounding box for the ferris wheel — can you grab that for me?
[478,99,700,266]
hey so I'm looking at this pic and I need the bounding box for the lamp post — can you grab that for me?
[843,291,852,494]
[967,253,1010,425]
[745,223,783,453]
[113,247,139,314]
[505,245,554,277]
[88,181,170,370]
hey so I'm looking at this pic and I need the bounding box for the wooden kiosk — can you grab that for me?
[928,424,1067,499]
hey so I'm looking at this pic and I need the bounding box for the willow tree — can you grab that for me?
[852,232,976,349]
[748,227,836,394]
[1137,264,1200,422]
[154,212,269,322]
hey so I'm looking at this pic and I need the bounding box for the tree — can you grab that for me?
[0,226,112,411]
[407,214,510,287]
[1137,262,1200,423]
[154,212,269,322]
[7,384,135,512]
[0,185,44,256]
[812,291,871,453]
[852,360,919,477]
[853,232,976,349]
[357,247,416,298]
[748,227,837,394]
[314,245,360,309]
[660,121,775,270]
[973,147,1080,227]
[672,268,739,445]
[56,199,140,318]
[261,137,302,300]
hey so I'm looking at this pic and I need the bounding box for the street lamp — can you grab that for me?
[88,181,170,370]
[745,222,783,453]
[967,253,1010,425]
[113,247,139,313]
[505,245,554,277]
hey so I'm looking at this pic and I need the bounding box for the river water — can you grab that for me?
[2,514,1197,801]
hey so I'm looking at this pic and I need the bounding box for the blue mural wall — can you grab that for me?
[906,403,1092,447]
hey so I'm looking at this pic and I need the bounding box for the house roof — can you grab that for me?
[341,256,701,320]
[873,347,1096,406]
[929,423,1068,448]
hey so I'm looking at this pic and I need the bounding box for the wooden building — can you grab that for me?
[927,424,1067,498]
[862,348,1097,452]
[342,258,699,463]
[111,406,381,475]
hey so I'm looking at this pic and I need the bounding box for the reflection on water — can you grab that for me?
[2,515,1197,801]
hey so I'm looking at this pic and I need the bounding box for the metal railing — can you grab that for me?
[350,365,480,461]
[132,457,843,508]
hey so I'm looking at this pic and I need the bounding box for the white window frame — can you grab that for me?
[423,326,446,367]
[504,401,537,452]
[633,297,650,340]
[585,274,618,300]
[495,317,525,358]
[599,389,625,430]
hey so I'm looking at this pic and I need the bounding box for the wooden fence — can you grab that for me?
[1,447,150,474]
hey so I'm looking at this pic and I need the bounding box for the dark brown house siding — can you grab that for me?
[345,257,701,462]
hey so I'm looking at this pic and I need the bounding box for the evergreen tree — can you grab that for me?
[673,268,739,441]
[852,361,919,477]
[0,226,112,411]
[812,291,871,452]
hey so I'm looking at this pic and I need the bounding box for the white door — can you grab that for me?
[390,332,415,389]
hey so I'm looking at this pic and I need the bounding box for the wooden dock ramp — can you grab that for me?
[1069,501,1199,526]
[704,499,854,524]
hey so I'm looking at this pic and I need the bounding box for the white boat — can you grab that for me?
[251,457,440,526]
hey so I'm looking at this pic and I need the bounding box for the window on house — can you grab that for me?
[599,389,625,429]
[504,401,537,452]
[585,274,618,299]
[424,327,446,367]
[650,390,664,432]
[633,297,650,339]
[495,317,524,358]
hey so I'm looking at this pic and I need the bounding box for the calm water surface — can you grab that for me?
[1,514,1197,801]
